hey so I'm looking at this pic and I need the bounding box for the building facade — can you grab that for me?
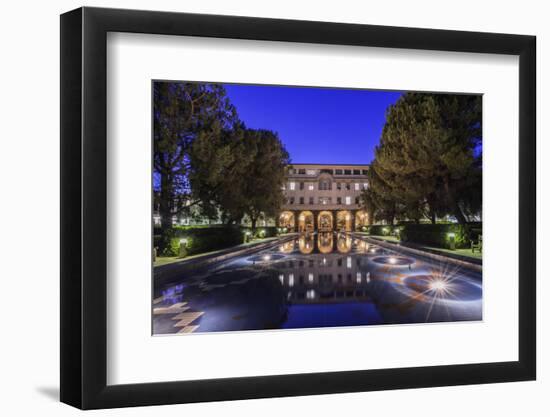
[279,163,370,232]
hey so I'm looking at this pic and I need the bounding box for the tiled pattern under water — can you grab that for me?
[153,233,482,335]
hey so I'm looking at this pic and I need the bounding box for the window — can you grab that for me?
[337,197,342,205]
[319,197,332,205]
[363,182,368,189]
[344,169,351,175]
[289,197,295,204]
[354,183,360,191]
[345,196,351,205]
[299,182,304,190]
[355,197,360,204]
[337,182,342,190]
[309,197,314,204]
[289,182,295,190]
[335,169,343,175]
[345,183,351,190]
[362,169,368,175]
[319,180,332,190]
[306,169,316,175]
[299,197,304,204]
[308,184,314,191]
[320,169,334,175]
[298,168,306,175]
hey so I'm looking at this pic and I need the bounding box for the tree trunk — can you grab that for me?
[251,217,257,233]
[430,211,436,224]
[159,169,173,253]
[453,201,467,225]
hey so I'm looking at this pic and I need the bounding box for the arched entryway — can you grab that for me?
[336,210,353,232]
[355,210,369,230]
[279,211,295,232]
[298,211,314,233]
[318,211,333,232]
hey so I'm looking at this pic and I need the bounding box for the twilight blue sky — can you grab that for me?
[223,84,402,164]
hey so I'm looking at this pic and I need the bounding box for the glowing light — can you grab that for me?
[347,257,352,268]
[179,238,188,245]
[447,232,456,238]
[388,257,397,264]
[308,273,314,283]
[430,279,447,292]
[262,254,271,261]
[279,274,284,284]
[356,272,362,283]
[370,248,377,253]
[289,274,294,287]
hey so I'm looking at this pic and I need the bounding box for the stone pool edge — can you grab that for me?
[154,234,298,285]
[354,234,482,274]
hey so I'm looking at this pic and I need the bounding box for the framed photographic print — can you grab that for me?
[60,6,536,409]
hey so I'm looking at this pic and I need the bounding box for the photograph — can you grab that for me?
[152,81,483,335]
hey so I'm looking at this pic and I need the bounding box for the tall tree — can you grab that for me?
[361,166,401,225]
[153,82,238,251]
[368,93,481,225]
[240,129,290,231]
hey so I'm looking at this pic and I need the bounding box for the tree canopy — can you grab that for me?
[364,92,482,224]
[153,81,289,252]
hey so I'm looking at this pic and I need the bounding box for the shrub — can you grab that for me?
[368,225,394,236]
[153,225,245,257]
[173,225,244,256]
[241,226,278,239]
[400,223,481,249]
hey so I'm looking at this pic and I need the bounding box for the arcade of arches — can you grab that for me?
[278,210,369,232]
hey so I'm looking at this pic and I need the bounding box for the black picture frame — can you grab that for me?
[60,6,536,410]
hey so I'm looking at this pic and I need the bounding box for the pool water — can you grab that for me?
[153,232,482,335]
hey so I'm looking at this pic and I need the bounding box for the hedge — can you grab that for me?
[400,223,482,249]
[154,225,280,257]
[153,226,242,256]
[366,225,401,236]
[241,226,278,239]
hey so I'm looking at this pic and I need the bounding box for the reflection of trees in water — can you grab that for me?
[182,268,289,330]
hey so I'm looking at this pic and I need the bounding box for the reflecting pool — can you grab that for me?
[153,232,482,335]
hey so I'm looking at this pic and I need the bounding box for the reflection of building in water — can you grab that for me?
[279,163,371,232]
[276,234,372,304]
